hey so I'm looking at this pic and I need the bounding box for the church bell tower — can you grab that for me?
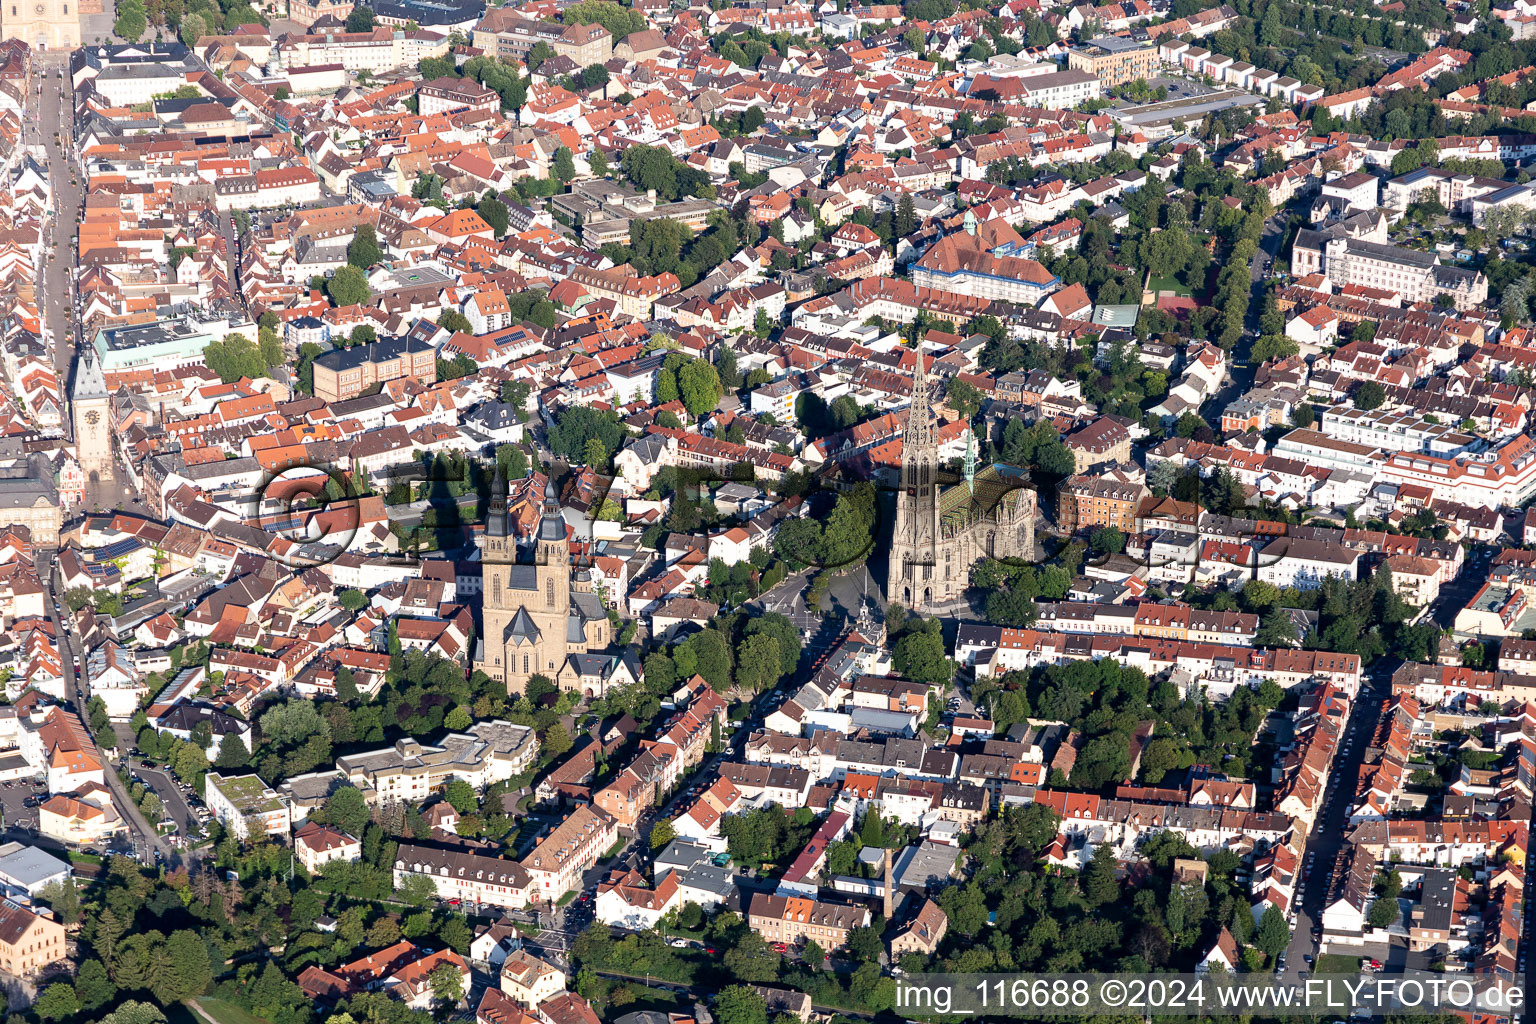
[887,350,941,611]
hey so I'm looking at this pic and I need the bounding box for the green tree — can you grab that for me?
[114,7,147,38]
[347,224,384,269]
[722,932,781,982]
[590,146,610,177]
[1256,904,1289,959]
[444,779,478,814]
[553,146,577,184]
[202,333,270,383]
[715,986,768,1024]
[429,961,465,1006]
[584,437,608,470]
[76,959,115,1012]
[477,194,510,236]
[543,722,573,759]
[439,310,473,333]
[346,4,375,30]
[178,11,208,45]
[678,358,723,416]
[319,784,370,836]
[164,929,212,1001]
[327,265,370,307]
[34,983,77,1022]
[893,628,952,684]
[1355,381,1387,411]
[682,629,733,689]
[945,376,981,418]
[1090,526,1126,555]
[895,192,916,237]
[846,924,884,962]
[733,633,782,693]
[1080,842,1119,906]
[214,733,250,769]
[650,817,676,850]
[1368,896,1399,928]
[562,0,646,40]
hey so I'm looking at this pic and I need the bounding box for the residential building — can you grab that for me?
[519,804,617,903]
[0,901,65,976]
[1057,475,1145,534]
[334,721,538,804]
[747,893,871,949]
[205,772,292,839]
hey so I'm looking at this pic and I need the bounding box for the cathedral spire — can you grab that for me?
[963,424,976,486]
[488,464,508,537]
[906,348,936,454]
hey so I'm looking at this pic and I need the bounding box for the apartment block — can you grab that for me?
[747,893,870,949]
[334,721,539,805]
[1067,35,1159,87]
[472,10,613,65]
[205,772,292,839]
[393,843,532,909]
[1056,474,1145,534]
[311,336,437,403]
[0,901,65,976]
[520,804,617,903]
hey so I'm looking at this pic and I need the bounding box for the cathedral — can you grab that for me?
[475,469,611,695]
[885,354,1036,613]
[1,0,80,50]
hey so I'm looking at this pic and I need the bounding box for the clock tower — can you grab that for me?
[72,352,112,480]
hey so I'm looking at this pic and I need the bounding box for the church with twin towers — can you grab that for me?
[885,352,1036,614]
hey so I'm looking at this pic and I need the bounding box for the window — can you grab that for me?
[546,577,555,607]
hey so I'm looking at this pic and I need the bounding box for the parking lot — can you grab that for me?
[130,762,206,838]
[0,777,48,833]
[1146,75,1217,101]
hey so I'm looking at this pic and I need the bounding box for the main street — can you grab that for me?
[19,59,171,863]
[36,56,129,515]
[36,56,78,385]
[39,560,177,866]
[1280,662,1395,979]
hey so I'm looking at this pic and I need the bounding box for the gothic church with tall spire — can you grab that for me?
[475,467,612,695]
[885,352,1037,613]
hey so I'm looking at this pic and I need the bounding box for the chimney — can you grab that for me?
[882,846,892,920]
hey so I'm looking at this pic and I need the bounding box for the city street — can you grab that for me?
[39,562,177,866]
[36,58,78,384]
[132,764,200,835]
[1280,663,1395,978]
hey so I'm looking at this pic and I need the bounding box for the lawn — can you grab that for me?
[180,998,271,1024]
[1314,953,1362,974]
[1147,273,1193,297]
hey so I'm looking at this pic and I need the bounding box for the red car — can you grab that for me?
[772,943,789,953]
